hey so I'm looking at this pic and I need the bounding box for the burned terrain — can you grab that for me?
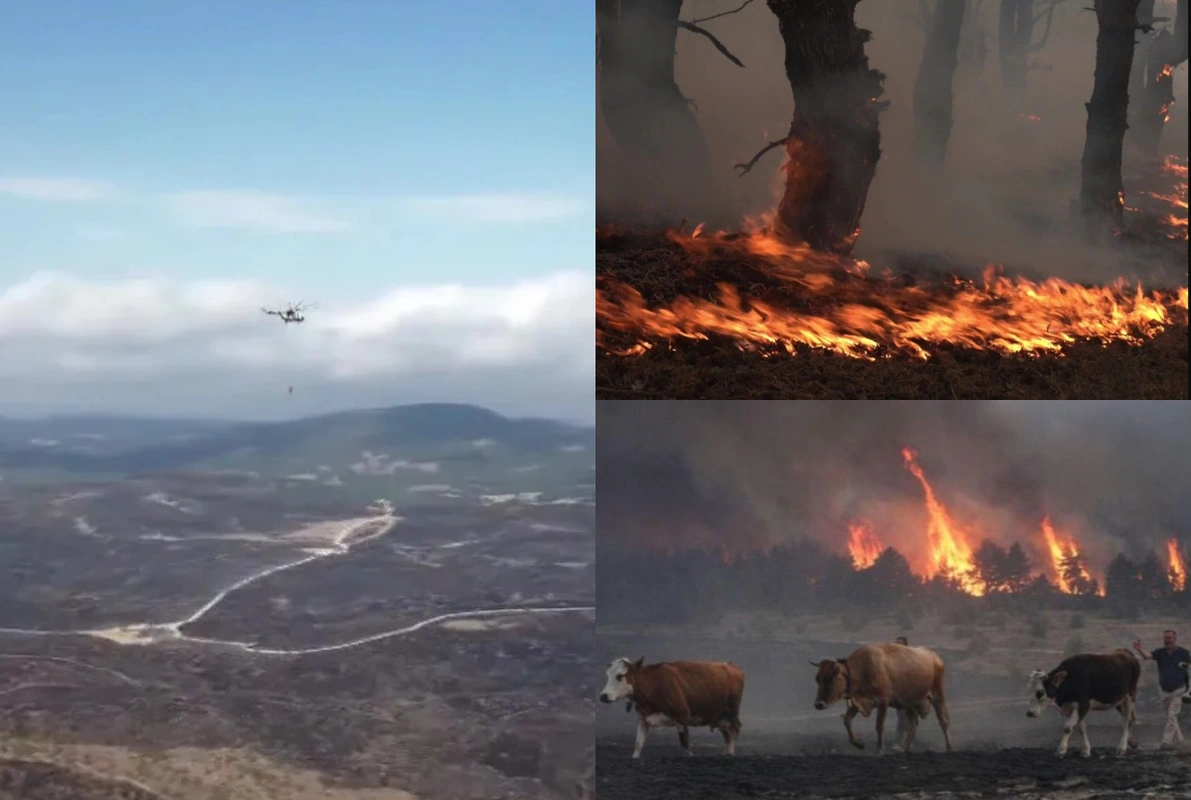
[0,405,596,800]
[594,746,1191,800]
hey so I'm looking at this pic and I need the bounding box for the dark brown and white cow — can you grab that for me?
[599,657,744,759]
[1025,649,1139,758]
[1179,661,1190,703]
[811,642,953,754]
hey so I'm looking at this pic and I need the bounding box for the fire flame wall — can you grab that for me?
[597,401,1191,590]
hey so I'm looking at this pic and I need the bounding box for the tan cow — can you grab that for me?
[599,657,745,759]
[811,642,953,754]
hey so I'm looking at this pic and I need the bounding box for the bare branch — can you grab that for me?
[689,0,757,25]
[1031,0,1066,52]
[734,136,793,177]
[677,20,746,67]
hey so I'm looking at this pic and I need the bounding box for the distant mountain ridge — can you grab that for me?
[0,403,593,476]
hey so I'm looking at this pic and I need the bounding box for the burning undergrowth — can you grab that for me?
[596,157,1189,400]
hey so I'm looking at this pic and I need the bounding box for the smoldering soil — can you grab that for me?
[597,0,1189,286]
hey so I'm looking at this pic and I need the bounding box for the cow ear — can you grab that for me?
[1051,670,1067,687]
[633,657,645,669]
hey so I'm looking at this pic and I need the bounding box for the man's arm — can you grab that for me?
[1132,639,1152,659]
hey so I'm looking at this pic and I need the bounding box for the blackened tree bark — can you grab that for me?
[1079,0,1143,230]
[764,0,887,255]
[999,0,1035,110]
[911,0,968,167]
[1128,0,1189,155]
[597,0,713,219]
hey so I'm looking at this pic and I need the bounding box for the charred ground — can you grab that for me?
[594,746,1191,800]
[596,229,1189,400]
[0,407,596,800]
[595,615,1191,800]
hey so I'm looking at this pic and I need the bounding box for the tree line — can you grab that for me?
[597,537,1189,625]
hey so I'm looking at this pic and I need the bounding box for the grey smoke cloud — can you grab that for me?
[597,401,1191,564]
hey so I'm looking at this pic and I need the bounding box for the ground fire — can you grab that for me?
[597,222,1188,361]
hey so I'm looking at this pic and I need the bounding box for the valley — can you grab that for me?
[0,404,595,800]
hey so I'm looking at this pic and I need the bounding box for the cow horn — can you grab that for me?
[809,659,819,667]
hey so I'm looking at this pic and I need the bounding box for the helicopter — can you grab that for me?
[261,301,315,324]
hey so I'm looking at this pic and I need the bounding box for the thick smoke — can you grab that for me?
[597,0,1189,284]
[597,401,1191,569]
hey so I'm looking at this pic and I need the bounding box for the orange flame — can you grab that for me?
[1168,538,1187,592]
[901,448,983,595]
[847,518,884,569]
[1040,517,1098,595]
[597,229,1187,360]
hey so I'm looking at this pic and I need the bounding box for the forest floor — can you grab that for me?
[595,229,1188,400]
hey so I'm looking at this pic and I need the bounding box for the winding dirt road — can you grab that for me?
[0,512,594,657]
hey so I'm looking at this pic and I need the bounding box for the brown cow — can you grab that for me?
[599,657,744,759]
[811,642,953,754]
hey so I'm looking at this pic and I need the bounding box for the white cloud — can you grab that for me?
[166,191,349,233]
[0,270,593,419]
[402,192,587,223]
[0,177,115,202]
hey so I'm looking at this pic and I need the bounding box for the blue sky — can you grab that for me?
[0,0,593,421]
[0,0,592,299]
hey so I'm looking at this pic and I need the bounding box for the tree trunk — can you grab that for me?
[1128,0,1157,106]
[766,0,886,255]
[1079,0,1143,230]
[1128,0,1189,156]
[998,0,1034,112]
[911,0,968,167]
[596,0,712,221]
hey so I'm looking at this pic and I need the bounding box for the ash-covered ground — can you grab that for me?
[595,744,1191,800]
[596,621,1191,800]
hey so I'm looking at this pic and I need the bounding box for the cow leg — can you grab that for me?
[902,711,921,753]
[677,725,692,756]
[632,718,650,760]
[1078,717,1092,759]
[1116,696,1135,756]
[893,709,907,751]
[843,704,865,750]
[929,694,953,753]
[1058,702,1089,758]
[1115,702,1136,749]
[875,704,888,755]
[719,722,737,756]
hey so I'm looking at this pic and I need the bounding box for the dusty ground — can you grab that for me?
[596,609,1191,799]
[596,230,1189,400]
[594,743,1191,799]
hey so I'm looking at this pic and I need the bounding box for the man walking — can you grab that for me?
[1133,630,1191,750]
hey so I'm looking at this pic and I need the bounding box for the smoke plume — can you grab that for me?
[597,401,1191,570]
